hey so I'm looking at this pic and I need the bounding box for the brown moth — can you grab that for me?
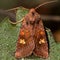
[15,1,56,59]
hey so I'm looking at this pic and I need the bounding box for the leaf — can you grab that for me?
[0,7,60,60]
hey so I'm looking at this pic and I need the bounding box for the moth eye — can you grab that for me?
[39,39,45,44]
[19,39,26,44]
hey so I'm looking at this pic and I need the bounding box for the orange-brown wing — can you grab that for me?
[33,19,49,58]
[15,20,35,58]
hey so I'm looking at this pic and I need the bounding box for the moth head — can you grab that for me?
[25,8,40,25]
[29,8,35,15]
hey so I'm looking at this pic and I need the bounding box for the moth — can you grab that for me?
[14,1,57,59]
[7,1,56,59]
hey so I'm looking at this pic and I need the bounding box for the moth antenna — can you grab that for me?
[35,0,57,10]
[9,17,24,24]
[6,7,20,12]
[6,7,28,12]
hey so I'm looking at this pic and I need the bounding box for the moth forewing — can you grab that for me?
[15,15,35,58]
[33,18,49,58]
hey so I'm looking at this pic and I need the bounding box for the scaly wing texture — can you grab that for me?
[33,19,48,58]
[15,19,35,58]
[0,7,60,60]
